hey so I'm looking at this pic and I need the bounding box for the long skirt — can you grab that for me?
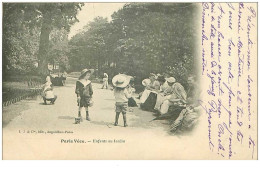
[128,97,138,107]
[140,89,151,103]
[140,92,157,111]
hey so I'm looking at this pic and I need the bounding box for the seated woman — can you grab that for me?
[139,73,160,103]
[154,77,175,112]
[140,75,165,111]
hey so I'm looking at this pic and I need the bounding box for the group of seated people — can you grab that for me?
[139,73,197,117]
[138,73,201,133]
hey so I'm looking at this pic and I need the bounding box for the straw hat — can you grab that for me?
[112,74,130,88]
[166,77,176,83]
[80,68,93,78]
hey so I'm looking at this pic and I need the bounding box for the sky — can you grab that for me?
[68,3,126,39]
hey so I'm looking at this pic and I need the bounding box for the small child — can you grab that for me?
[112,74,132,127]
[101,73,109,89]
[75,69,93,121]
[42,76,57,105]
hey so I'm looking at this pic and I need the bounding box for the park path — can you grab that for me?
[2,77,208,160]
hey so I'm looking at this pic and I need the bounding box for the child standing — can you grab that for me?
[112,74,132,127]
[101,73,109,89]
[75,69,93,121]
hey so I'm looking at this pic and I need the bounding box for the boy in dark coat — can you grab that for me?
[75,69,93,121]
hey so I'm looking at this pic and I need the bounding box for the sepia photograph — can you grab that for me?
[1,2,257,160]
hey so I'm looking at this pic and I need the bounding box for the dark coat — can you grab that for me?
[75,80,93,107]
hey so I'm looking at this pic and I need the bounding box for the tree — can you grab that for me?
[48,28,70,71]
[3,3,84,76]
[110,3,198,83]
[69,17,110,76]
[37,3,84,75]
[2,4,41,76]
[68,3,198,87]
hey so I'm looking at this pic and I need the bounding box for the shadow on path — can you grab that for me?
[90,120,114,127]
[58,116,75,120]
[90,120,132,128]
[2,102,30,128]
[126,107,164,129]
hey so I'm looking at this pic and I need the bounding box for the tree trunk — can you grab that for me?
[38,15,52,77]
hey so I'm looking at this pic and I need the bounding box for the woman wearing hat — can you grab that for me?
[75,68,93,121]
[140,73,160,104]
[112,74,132,127]
[140,75,165,111]
[154,77,176,111]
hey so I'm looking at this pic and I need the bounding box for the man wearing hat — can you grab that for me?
[160,77,187,114]
[112,74,132,127]
[154,77,176,111]
[154,77,187,114]
[75,68,94,121]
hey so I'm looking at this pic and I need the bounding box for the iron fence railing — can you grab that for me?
[3,80,43,107]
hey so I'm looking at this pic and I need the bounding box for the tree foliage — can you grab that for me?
[69,17,110,75]
[3,2,198,87]
[69,3,198,86]
[3,3,84,76]
[48,28,70,71]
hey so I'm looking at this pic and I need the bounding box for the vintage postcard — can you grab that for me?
[2,2,257,160]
